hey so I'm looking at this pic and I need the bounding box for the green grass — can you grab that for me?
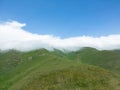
[10,64,120,90]
[65,47,120,73]
[0,48,120,90]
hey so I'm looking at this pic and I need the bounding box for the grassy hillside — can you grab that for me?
[63,47,120,73]
[0,49,71,89]
[0,48,120,90]
[10,64,120,90]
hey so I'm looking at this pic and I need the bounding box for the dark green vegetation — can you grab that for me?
[0,48,120,90]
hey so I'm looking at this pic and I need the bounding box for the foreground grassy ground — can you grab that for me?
[0,48,120,90]
[10,64,120,90]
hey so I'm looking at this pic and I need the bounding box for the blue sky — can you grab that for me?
[0,0,120,38]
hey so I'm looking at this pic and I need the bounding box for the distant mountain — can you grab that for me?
[64,47,120,73]
[0,48,120,90]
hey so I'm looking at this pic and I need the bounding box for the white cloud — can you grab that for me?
[0,21,120,51]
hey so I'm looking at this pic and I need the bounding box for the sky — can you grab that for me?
[0,0,120,51]
[0,0,120,37]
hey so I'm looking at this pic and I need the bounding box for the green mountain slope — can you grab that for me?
[0,48,120,90]
[65,47,120,73]
[10,64,120,90]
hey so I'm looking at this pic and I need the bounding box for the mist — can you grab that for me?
[0,21,120,52]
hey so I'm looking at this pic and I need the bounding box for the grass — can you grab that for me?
[0,48,120,90]
[65,47,120,73]
[11,64,120,90]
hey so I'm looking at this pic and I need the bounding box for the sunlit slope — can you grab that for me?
[0,49,73,89]
[64,47,120,73]
[0,48,120,90]
[10,64,120,90]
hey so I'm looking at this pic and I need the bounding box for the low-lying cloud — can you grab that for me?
[0,21,120,51]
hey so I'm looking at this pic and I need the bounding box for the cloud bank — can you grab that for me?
[0,21,120,51]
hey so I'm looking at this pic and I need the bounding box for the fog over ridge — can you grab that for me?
[0,21,120,51]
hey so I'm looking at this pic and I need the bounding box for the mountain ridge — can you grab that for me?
[0,47,120,90]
